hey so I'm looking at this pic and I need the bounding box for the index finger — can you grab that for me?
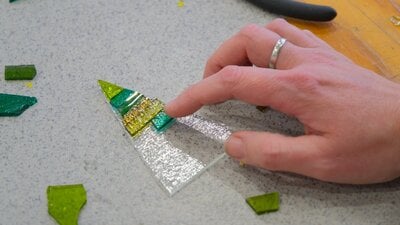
[166,66,297,117]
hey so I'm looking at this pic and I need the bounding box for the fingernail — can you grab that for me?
[225,136,245,159]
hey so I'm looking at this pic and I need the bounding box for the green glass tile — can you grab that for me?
[0,93,37,116]
[98,80,124,101]
[110,89,144,116]
[151,111,175,132]
[5,65,36,80]
[246,192,280,215]
[110,89,133,108]
[47,184,87,225]
[118,92,144,116]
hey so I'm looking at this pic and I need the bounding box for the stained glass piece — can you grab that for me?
[110,89,144,116]
[5,65,36,80]
[177,0,184,7]
[98,80,228,195]
[122,98,163,136]
[25,82,33,88]
[110,89,133,108]
[98,80,124,101]
[152,111,175,132]
[246,192,280,215]
[47,184,87,225]
[0,93,37,116]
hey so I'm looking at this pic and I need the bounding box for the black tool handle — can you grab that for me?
[246,0,337,22]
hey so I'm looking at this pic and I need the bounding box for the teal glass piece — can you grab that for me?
[0,93,37,116]
[151,111,175,132]
[110,89,143,116]
[110,89,133,108]
[246,192,280,215]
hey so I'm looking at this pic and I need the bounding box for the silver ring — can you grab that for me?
[269,38,287,69]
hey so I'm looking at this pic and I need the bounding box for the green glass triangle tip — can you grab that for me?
[98,80,124,101]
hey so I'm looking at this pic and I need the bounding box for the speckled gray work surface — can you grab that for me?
[1,0,400,224]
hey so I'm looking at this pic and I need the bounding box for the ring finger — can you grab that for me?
[203,23,303,78]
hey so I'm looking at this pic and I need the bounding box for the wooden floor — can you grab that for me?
[288,0,400,82]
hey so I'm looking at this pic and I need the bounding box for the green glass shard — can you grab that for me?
[9,0,18,2]
[0,93,37,116]
[246,192,280,215]
[5,65,36,80]
[98,80,124,101]
[151,111,175,132]
[47,184,87,225]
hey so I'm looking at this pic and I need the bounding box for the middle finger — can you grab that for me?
[204,24,302,78]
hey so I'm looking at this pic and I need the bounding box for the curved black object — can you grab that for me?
[246,0,337,22]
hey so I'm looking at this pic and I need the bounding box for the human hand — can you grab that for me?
[165,19,400,184]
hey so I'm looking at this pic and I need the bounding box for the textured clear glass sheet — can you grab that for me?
[99,80,230,195]
[177,114,231,142]
[134,115,230,195]
[106,97,305,195]
[117,111,231,195]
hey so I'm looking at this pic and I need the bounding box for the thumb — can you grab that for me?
[224,131,326,176]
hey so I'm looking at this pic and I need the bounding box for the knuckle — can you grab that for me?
[218,65,243,88]
[259,148,283,171]
[306,49,343,65]
[310,150,341,181]
[311,49,331,60]
[239,23,262,37]
[266,18,288,30]
[205,57,215,68]
[205,56,221,72]
[277,70,320,93]
[302,29,314,36]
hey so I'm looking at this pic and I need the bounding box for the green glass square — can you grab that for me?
[246,192,280,215]
[151,111,175,132]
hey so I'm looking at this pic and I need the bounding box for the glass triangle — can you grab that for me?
[98,80,124,101]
